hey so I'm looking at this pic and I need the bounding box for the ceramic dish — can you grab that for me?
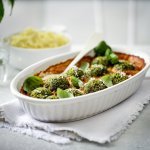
[10,47,150,122]
[3,33,71,70]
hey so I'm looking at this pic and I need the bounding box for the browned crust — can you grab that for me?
[37,52,145,77]
[36,56,93,77]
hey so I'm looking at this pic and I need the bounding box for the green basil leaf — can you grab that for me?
[94,41,111,56]
[105,48,112,57]
[109,53,118,64]
[57,88,74,99]
[70,76,83,88]
[0,0,15,23]
[0,0,4,23]
[23,76,44,94]
[8,0,15,14]
[80,62,90,71]
[101,75,113,87]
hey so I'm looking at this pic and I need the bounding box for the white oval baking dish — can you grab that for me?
[10,47,150,122]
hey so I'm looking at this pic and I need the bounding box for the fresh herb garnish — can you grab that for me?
[80,62,90,71]
[94,41,111,56]
[0,0,15,22]
[0,0,4,22]
[94,41,118,65]
[108,53,118,64]
[70,76,83,88]
[23,76,44,94]
[101,75,113,87]
[57,88,74,99]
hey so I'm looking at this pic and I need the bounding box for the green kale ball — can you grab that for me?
[66,66,84,78]
[30,87,51,99]
[84,79,107,94]
[46,95,58,100]
[114,61,135,71]
[92,56,108,66]
[44,75,70,91]
[90,64,107,77]
[84,68,92,79]
[66,88,83,97]
[111,73,128,85]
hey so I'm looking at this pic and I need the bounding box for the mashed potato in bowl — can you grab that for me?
[4,28,71,70]
[10,28,69,49]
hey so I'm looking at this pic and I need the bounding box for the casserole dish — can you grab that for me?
[10,47,150,122]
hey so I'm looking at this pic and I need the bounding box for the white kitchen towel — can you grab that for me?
[0,79,150,144]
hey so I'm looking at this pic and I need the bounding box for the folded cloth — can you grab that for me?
[0,79,150,144]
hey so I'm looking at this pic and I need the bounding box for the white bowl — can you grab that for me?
[4,34,71,70]
[10,47,150,122]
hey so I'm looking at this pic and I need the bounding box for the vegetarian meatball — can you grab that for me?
[66,66,84,78]
[111,73,128,85]
[46,95,58,100]
[92,56,108,66]
[66,88,83,97]
[30,87,51,99]
[84,79,107,94]
[90,64,107,77]
[114,61,135,71]
[44,75,70,91]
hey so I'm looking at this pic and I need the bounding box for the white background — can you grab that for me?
[0,0,150,46]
